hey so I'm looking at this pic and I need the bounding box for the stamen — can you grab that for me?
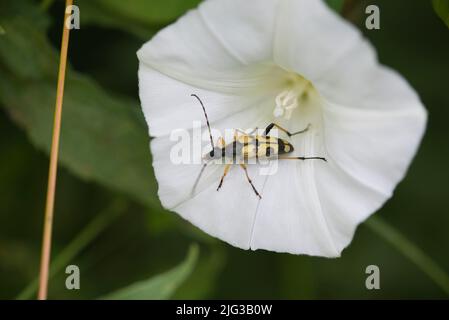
[273,74,310,120]
[274,89,299,119]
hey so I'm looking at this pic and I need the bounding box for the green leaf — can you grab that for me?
[77,0,201,39]
[0,0,50,30]
[325,0,345,12]
[96,0,201,25]
[77,0,155,40]
[173,246,226,299]
[16,199,127,300]
[0,25,5,35]
[433,0,449,28]
[0,4,160,209]
[101,244,199,300]
[366,216,449,296]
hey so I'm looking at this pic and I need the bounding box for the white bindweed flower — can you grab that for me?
[137,0,427,257]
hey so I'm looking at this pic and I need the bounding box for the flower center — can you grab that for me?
[273,73,311,120]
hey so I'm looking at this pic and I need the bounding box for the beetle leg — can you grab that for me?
[191,163,208,196]
[247,127,259,135]
[217,164,232,191]
[264,123,311,137]
[235,127,258,136]
[278,156,327,162]
[234,129,248,136]
[240,164,262,199]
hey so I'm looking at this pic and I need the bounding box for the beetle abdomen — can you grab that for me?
[277,138,294,154]
[220,135,294,163]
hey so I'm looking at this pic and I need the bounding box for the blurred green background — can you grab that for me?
[0,0,448,299]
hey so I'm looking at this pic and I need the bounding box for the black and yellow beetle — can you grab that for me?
[191,94,326,199]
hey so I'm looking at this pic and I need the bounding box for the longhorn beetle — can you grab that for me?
[191,94,326,199]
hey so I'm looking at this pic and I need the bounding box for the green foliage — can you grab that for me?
[78,0,201,39]
[325,0,345,12]
[96,0,201,25]
[102,244,199,300]
[367,217,449,295]
[433,0,449,27]
[0,2,159,209]
[174,246,226,299]
[16,199,127,300]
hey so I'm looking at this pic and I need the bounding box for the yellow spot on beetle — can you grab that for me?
[238,135,253,144]
[242,144,256,158]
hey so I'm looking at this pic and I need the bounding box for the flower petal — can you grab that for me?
[259,0,427,255]
[138,0,279,75]
[274,0,361,80]
[137,0,284,137]
[174,163,265,249]
[138,66,283,137]
[137,0,289,249]
[138,0,427,257]
[250,161,341,257]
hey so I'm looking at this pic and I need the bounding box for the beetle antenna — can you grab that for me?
[191,94,214,150]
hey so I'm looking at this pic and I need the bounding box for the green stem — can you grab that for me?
[366,216,449,296]
[16,199,127,300]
